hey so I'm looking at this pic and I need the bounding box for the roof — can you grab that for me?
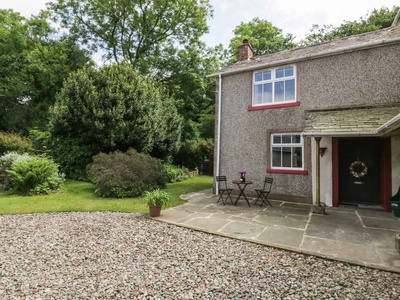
[210,26,400,77]
[303,105,400,137]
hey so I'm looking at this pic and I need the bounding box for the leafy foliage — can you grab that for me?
[0,9,93,133]
[301,6,399,46]
[144,189,170,208]
[0,131,33,155]
[174,138,213,172]
[50,136,94,181]
[48,0,212,71]
[0,152,32,190]
[88,149,166,198]
[29,129,52,157]
[163,164,189,183]
[49,64,182,179]
[6,156,64,195]
[228,17,295,61]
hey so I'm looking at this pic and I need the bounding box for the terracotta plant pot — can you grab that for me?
[148,204,162,217]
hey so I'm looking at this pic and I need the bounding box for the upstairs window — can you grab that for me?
[253,66,296,106]
[271,133,303,170]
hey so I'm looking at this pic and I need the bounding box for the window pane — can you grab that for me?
[276,68,284,78]
[254,85,263,104]
[263,83,272,103]
[274,81,284,102]
[273,135,281,144]
[285,67,294,77]
[282,147,291,167]
[293,147,302,168]
[282,135,291,143]
[263,71,271,81]
[272,147,281,167]
[285,79,295,101]
[255,72,263,82]
[292,134,301,143]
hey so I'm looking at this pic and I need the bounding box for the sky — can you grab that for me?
[1,0,399,48]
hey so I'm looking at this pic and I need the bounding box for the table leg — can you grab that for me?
[234,184,251,207]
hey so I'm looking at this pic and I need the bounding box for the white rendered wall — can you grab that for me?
[392,135,400,195]
[311,137,333,207]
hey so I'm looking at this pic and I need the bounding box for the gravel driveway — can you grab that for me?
[0,212,399,299]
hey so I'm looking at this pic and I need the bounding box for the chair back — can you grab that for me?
[216,176,228,189]
[263,177,273,192]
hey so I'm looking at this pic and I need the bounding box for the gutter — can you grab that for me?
[216,74,222,195]
[375,113,400,134]
[208,35,400,78]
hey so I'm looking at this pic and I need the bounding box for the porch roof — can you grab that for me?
[303,105,400,137]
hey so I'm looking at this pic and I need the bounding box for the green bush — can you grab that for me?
[50,136,94,181]
[29,130,92,181]
[6,156,65,195]
[29,129,52,157]
[173,138,214,171]
[0,132,33,155]
[0,152,32,190]
[163,164,189,183]
[88,148,166,198]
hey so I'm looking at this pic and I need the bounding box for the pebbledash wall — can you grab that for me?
[214,43,400,204]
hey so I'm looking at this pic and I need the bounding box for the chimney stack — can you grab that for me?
[238,39,253,61]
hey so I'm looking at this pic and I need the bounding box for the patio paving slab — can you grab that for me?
[155,189,400,273]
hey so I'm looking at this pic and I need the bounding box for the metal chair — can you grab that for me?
[216,176,234,205]
[254,177,273,207]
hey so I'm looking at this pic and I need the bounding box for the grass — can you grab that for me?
[0,176,213,215]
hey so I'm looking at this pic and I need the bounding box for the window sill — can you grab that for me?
[267,168,308,175]
[248,102,300,111]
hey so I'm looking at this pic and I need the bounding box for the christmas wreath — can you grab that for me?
[349,161,368,178]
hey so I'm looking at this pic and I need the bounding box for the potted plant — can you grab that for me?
[144,189,170,217]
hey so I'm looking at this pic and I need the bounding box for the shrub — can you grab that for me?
[163,164,189,183]
[88,148,166,198]
[50,136,94,181]
[29,129,52,157]
[0,132,33,155]
[173,138,214,172]
[0,152,32,190]
[29,130,92,180]
[6,156,65,195]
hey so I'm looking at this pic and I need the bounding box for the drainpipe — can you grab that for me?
[216,74,222,195]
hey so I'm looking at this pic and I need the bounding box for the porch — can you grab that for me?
[155,189,400,273]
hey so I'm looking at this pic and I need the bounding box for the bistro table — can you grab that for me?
[232,180,253,207]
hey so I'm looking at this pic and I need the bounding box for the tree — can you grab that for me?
[153,41,220,132]
[227,17,296,62]
[0,9,93,133]
[48,0,212,72]
[301,6,399,46]
[49,64,182,179]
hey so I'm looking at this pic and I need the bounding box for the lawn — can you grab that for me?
[0,176,213,215]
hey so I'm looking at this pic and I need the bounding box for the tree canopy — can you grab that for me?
[301,6,399,46]
[48,0,213,72]
[0,9,93,133]
[227,17,295,62]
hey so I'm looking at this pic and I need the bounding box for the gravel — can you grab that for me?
[0,212,399,299]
